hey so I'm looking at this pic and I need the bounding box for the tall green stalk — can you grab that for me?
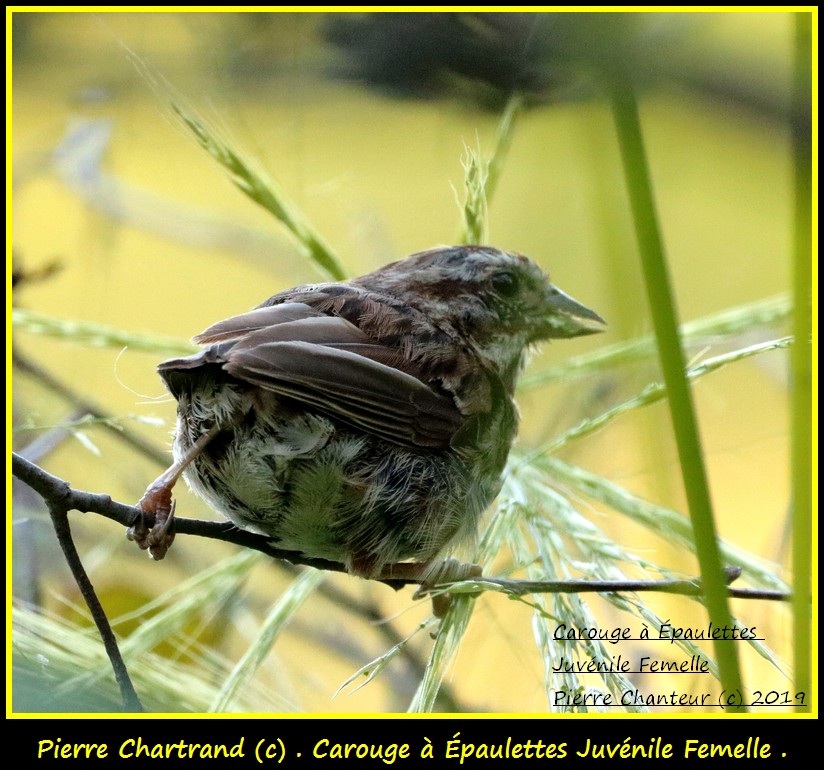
[610,81,746,711]
[790,11,813,713]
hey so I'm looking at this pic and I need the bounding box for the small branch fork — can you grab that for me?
[11,452,791,711]
[13,455,144,713]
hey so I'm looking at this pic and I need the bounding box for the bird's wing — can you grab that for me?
[160,303,463,450]
[191,303,324,344]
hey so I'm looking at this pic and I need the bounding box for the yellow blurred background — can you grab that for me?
[11,11,799,713]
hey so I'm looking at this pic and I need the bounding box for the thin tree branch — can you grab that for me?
[447,575,789,602]
[11,452,409,588]
[12,453,791,602]
[42,500,143,712]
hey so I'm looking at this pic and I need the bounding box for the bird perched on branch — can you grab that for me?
[130,245,605,583]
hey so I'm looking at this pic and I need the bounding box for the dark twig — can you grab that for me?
[42,499,143,712]
[453,575,789,603]
[12,453,792,602]
[11,452,407,588]
[13,453,470,710]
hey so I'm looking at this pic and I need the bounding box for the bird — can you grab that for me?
[129,245,605,583]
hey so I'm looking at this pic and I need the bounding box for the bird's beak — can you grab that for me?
[542,284,607,339]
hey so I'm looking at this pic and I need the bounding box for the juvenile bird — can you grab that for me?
[130,246,605,582]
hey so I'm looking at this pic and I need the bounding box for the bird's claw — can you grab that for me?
[412,558,483,618]
[127,484,176,560]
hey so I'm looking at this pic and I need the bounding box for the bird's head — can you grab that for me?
[357,245,606,375]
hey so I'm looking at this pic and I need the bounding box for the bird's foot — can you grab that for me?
[378,557,482,585]
[127,481,176,560]
[375,558,482,618]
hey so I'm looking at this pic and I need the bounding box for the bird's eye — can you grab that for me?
[490,271,519,297]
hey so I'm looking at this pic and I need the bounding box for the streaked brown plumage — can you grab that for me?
[130,246,605,580]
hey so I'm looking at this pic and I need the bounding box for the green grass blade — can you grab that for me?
[172,106,347,282]
[610,79,745,709]
[790,11,813,713]
[336,619,435,699]
[540,457,789,593]
[520,294,790,388]
[458,94,523,245]
[12,308,196,355]
[523,337,792,462]
[210,569,325,712]
[408,488,526,712]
